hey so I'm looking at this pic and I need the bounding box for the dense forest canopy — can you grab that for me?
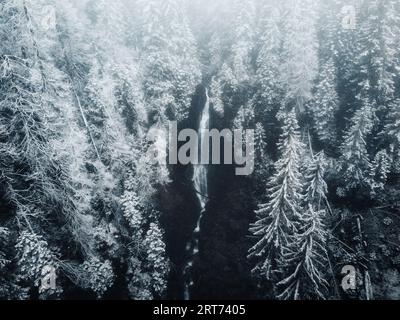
[0,0,400,300]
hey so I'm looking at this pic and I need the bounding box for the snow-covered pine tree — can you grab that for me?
[252,122,271,191]
[384,99,400,173]
[0,0,59,213]
[316,0,339,64]
[335,0,359,78]
[210,76,225,117]
[305,152,329,209]
[121,165,170,299]
[121,190,144,234]
[206,0,256,116]
[233,104,255,131]
[277,204,329,300]
[15,231,61,298]
[276,152,329,300]
[121,171,151,300]
[0,227,28,299]
[248,110,304,283]
[81,257,114,298]
[144,222,170,297]
[313,0,340,146]
[280,0,318,113]
[311,58,339,146]
[334,0,360,128]
[254,122,268,165]
[230,0,255,84]
[254,0,283,111]
[370,149,391,191]
[356,0,400,108]
[0,0,93,259]
[340,96,374,190]
[136,0,201,122]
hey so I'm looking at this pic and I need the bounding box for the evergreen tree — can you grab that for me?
[356,0,400,108]
[277,152,329,300]
[15,231,61,299]
[384,99,400,173]
[312,58,339,146]
[280,0,318,112]
[277,205,328,300]
[254,122,268,165]
[340,97,374,190]
[81,257,115,298]
[305,152,329,209]
[136,0,201,122]
[144,222,170,297]
[248,110,304,283]
[230,0,255,84]
[370,149,391,191]
[254,0,283,111]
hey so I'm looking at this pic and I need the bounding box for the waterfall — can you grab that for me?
[183,88,210,300]
[193,88,210,211]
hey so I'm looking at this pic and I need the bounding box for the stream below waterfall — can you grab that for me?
[183,88,210,300]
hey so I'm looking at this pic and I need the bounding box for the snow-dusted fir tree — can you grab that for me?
[254,123,268,165]
[316,0,339,64]
[280,0,318,113]
[277,204,329,300]
[136,0,201,122]
[210,76,225,117]
[81,257,115,298]
[230,0,255,83]
[312,58,339,145]
[233,104,255,131]
[254,0,283,110]
[340,96,374,190]
[144,222,170,297]
[305,152,329,209]
[277,152,329,300]
[384,99,400,173]
[248,110,304,282]
[0,0,59,205]
[15,231,61,298]
[252,122,272,190]
[385,99,400,146]
[121,167,170,299]
[356,0,400,107]
[0,227,29,299]
[370,150,391,191]
[121,191,144,234]
[0,0,92,264]
[335,0,359,78]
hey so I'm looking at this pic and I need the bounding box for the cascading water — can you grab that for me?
[183,88,210,300]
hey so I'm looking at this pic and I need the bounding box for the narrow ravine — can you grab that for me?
[183,88,210,300]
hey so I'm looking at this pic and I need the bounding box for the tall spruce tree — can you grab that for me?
[311,58,339,146]
[280,0,318,113]
[277,152,329,300]
[248,110,304,284]
[254,0,283,111]
[340,96,374,190]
